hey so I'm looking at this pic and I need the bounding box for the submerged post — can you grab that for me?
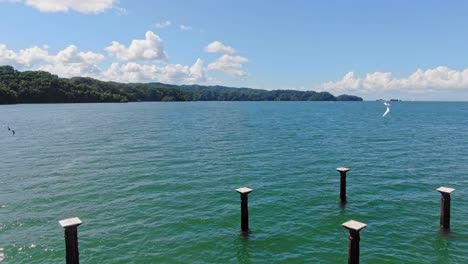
[436,187,455,229]
[337,167,350,203]
[58,217,82,264]
[342,220,367,264]
[235,187,253,234]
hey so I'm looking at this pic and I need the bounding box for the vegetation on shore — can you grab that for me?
[0,65,362,104]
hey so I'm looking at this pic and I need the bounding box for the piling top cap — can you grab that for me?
[236,187,253,194]
[437,187,455,194]
[59,217,82,228]
[336,167,350,172]
[342,220,367,231]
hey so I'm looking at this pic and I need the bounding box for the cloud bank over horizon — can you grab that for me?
[320,68,468,99]
[1,31,468,99]
[0,31,250,84]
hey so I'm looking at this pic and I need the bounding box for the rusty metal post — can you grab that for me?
[337,167,350,203]
[59,217,82,264]
[436,187,455,229]
[235,187,253,234]
[342,220,367,264]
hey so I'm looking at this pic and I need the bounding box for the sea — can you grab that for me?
[0,101,467,263]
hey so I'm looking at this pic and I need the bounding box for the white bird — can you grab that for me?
[382,102,391,117]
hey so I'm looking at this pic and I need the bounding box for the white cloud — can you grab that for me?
[188,58,204,82]
[16,46,51,66]
[179,25,192,31]
[0,42,209,83]
[320,67,468,95]
[0,43,105,78]
[204,41,236,54]
[5,0,120,14]
[207,54,248,77]
[0,43,104,67]
[103,59,206,84]
[55,45,104,64]
[113,6,126,15]
[36,62,103,78]
[0,44,25,67]
[105,31,168,62]
[154,20,171,28]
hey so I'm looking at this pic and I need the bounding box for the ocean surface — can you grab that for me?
[0,101,467,263]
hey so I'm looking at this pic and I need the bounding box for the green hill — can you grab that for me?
[0,65,362,104]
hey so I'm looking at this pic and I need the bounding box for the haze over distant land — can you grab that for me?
[0,1,468,101]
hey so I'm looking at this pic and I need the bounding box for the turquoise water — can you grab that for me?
[0,102,467,263]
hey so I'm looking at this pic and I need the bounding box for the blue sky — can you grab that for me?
[1,0,468,100]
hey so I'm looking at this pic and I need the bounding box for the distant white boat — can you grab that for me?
[382,102,391,117]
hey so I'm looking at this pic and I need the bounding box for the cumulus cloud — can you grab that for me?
[36,62,103,78]
[0,44,22,67]
[3,0,120,14]
[55,45,104,64]
[207,54,248,77]
[179,25,192,31]
[0,41,208,83]
[0,43,104,67]
[2,29,250,81]
[154,20,171,28]
[0,43,105,78]
[0,29,249,83]
[105,31,168,62]
[204,41,236,54]
[205,41,249,77]
[320,67,468,95]
[16,46,51,66]
[103,59,206,84]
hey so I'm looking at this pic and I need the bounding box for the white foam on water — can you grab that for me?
[382,102,391,117]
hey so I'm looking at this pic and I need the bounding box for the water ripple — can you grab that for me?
[0,102,467,263]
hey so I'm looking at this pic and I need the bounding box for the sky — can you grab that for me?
[1,0,468,100]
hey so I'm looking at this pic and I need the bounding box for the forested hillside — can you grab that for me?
[0,66,362,104]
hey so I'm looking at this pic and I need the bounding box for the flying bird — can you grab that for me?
[382,102,391,117]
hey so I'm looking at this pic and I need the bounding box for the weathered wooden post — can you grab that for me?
[337,167,350,203]
[59,217,82,264]
[342,220,367,264]
[436,187,455,229]
[235,187,253,234]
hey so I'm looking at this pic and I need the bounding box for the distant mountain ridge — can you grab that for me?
[0,65,362,104]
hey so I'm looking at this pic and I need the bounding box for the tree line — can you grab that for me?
[0,65,362,104]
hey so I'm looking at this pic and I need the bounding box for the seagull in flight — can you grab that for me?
[382,102,391,117]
